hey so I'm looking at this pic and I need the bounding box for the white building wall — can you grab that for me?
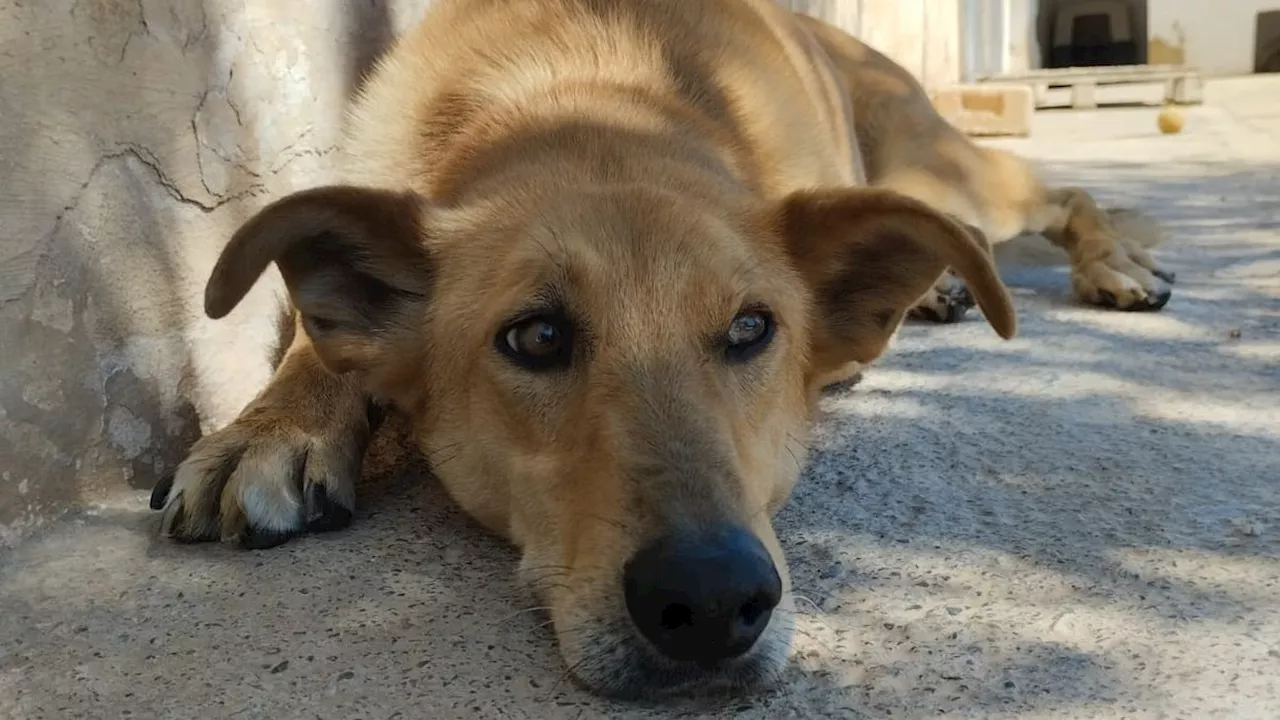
[781,0,966,88]
[788,0,1280,81]
[1001,0,1280,76]
[1149,0,1280,75]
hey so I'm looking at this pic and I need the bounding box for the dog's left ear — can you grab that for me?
[776,187,1016,374]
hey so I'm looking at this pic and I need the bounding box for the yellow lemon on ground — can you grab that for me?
[1158,106,1185,134]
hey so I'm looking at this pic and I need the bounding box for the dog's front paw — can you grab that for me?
[150,407,365,549]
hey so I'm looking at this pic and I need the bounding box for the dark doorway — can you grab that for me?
[1038,0,1150,69]
[1257,10,1280,73]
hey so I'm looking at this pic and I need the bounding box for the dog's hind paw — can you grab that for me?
[1071,238,1174,312]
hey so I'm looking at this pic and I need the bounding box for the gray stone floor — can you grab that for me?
[3,76,1278,719]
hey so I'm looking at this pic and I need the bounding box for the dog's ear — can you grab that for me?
[204,185,433,377]
[776,187,1016,374]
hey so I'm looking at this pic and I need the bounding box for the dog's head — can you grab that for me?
[206,182,1015,699]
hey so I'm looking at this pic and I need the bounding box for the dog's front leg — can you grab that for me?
[151,324,377,549]
[908,269,976,324]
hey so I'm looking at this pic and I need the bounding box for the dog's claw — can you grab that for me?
[1135,286,1172,311]
[821,371,864,394]
[1153,269,1177,284]
[150,473,175,510]
[305,484,353,533]
[1091,286,1171,312]
[911,280,975,325]
[242,526,295,551]
[160,495,205,544]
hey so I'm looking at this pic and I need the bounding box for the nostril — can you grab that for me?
[737,594,768,627]
[659,603,693,630]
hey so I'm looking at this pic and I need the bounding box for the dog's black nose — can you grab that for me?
[623,525,782,664]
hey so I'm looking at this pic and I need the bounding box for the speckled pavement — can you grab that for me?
[3,76,1278,720]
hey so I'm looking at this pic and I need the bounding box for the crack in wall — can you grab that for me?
[43,138,338,245]
[5,136,335,317]
[183,4,210,51]
[70,0,151,66]
[115,0,152,66]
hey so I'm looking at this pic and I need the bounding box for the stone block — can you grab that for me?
[930,84,1035,137]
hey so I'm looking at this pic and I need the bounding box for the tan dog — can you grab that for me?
[150,0,1173,699]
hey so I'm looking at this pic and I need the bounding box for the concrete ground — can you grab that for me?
[3,76,1278,720]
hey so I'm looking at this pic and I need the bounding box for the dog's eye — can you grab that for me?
[497,314,574,370]
[725,309,773,363]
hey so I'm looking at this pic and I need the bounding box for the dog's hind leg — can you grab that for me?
[879,147,1176,314]
[796,11,1174,317]
[1030,186,1176,310]
[150,313,378,548]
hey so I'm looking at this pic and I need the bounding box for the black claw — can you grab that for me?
[242,526,296,550]
[150,474,175,510]
[1153,269,1177,284]
[912,293,972,325]
[1095,286,1172,312]
[1134,287,1172,311]
[305,484,353,533]
[822,372,865,394]
[365,399,388,432]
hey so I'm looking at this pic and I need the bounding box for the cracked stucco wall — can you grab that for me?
[0,0,431,547]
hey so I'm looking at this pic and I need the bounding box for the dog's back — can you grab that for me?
[341,0,863,205]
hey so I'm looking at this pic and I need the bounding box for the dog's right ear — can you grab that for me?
[204,185,433,377]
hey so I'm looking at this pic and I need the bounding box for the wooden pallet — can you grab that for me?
[977,64,1204,110]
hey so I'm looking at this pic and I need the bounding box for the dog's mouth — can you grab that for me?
[553,598,796,701]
